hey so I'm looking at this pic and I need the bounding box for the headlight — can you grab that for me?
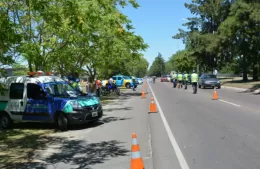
[205,81,209,84]
[217,80,220,83]
[70,101,83,110]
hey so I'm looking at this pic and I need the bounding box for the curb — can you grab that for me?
[221,85,247,91]
[222,85,260,93]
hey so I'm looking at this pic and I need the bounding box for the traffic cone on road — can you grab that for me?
[141,90,146,99]
[130,133,145,169]
[212,87,219,100]
[149,97,158,113]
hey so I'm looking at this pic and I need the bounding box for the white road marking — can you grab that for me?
[148,83,190,169]
[219,99,241,107]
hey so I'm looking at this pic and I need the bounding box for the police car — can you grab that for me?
[0,71,103,131]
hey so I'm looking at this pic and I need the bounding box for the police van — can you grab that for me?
[0,71,103,130]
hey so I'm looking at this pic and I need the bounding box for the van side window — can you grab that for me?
[112,77,117,80]
[118,77,122,80]
[27,83,46,100]
[10,83,24,99]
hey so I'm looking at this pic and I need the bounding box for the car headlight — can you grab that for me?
[217,80,220,83]
[70,101,83,110]
[205,81,209,84]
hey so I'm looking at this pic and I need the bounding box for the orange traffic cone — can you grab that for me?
[212,87,219,100]
[149,97,158,113]
[130,133,145,169]
[141,90,146,99]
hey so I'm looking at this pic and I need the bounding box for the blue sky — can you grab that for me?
[119,0,192,67]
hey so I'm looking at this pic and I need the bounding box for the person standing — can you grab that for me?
[177,72,183,88]
[191,70,199,94]
[95,79,101,97]
[183,71,188,90]
[132,76,136,91]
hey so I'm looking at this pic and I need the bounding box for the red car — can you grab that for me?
[161,75,171,82]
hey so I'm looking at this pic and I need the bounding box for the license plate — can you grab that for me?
[92,111,98,117]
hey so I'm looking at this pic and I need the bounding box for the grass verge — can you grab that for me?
[220,77,260,90]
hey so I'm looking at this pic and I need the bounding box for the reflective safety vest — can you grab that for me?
[72,82,78,89]
[191,73,199,83]
[177,74,183,81]
[183,74,188,81]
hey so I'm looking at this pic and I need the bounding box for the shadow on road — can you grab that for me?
[101,116,131,123]
[103,106,133,112]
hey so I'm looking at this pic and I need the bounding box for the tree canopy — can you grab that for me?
[0,0,149,79]
[148,53,165,77]
[170,0,260,81]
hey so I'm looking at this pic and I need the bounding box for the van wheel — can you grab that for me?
[0,113,13,129]
[125,83,130,89]
[57,113,68,131]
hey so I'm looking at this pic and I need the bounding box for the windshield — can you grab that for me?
[44,82,80,98]
[206,74,217,78]
[124,76,130,79]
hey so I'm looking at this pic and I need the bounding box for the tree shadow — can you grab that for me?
[237,84,260,94]
[44,139,129,169]
[103,106,133,112]
[3,137,130,169]
[0,130,63,168]
[9,121,103,132]
[101,117,131,123]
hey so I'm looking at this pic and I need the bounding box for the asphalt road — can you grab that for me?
[26,80,260,169]
[149,79,260,169]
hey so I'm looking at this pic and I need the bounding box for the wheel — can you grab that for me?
[57,113,68,131]
[198,85,201,88]
[217,85,221,89]
[125,83,130,89]
[0,113,13,129]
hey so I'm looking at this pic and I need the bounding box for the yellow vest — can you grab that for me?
[191,73,198,82]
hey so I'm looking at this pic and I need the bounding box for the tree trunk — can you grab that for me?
[242,55,248,81]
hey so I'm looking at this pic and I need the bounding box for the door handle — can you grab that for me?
[20,101,23,106]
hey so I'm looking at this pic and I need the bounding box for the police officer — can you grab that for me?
[183,71,188,90]
[132,76,136,91]
[172,72,176,88]
[177,72,183,88]
[191,70,199,94]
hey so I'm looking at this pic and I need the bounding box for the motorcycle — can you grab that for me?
[106,83,121,95]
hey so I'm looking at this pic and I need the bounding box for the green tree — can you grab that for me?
[0,0,149,81]
[218,0,260,81]
[148,53,165,77]
[173,0,234,73]
[168,50,196,73]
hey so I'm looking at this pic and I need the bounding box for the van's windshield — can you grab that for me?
[44,82,80,98]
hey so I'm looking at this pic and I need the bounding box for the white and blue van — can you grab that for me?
[0,72,103,130]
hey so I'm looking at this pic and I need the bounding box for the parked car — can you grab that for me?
[111,75,136,89]
[198,74,221,89]
[161,75,171,82]
[136,78,143,84]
